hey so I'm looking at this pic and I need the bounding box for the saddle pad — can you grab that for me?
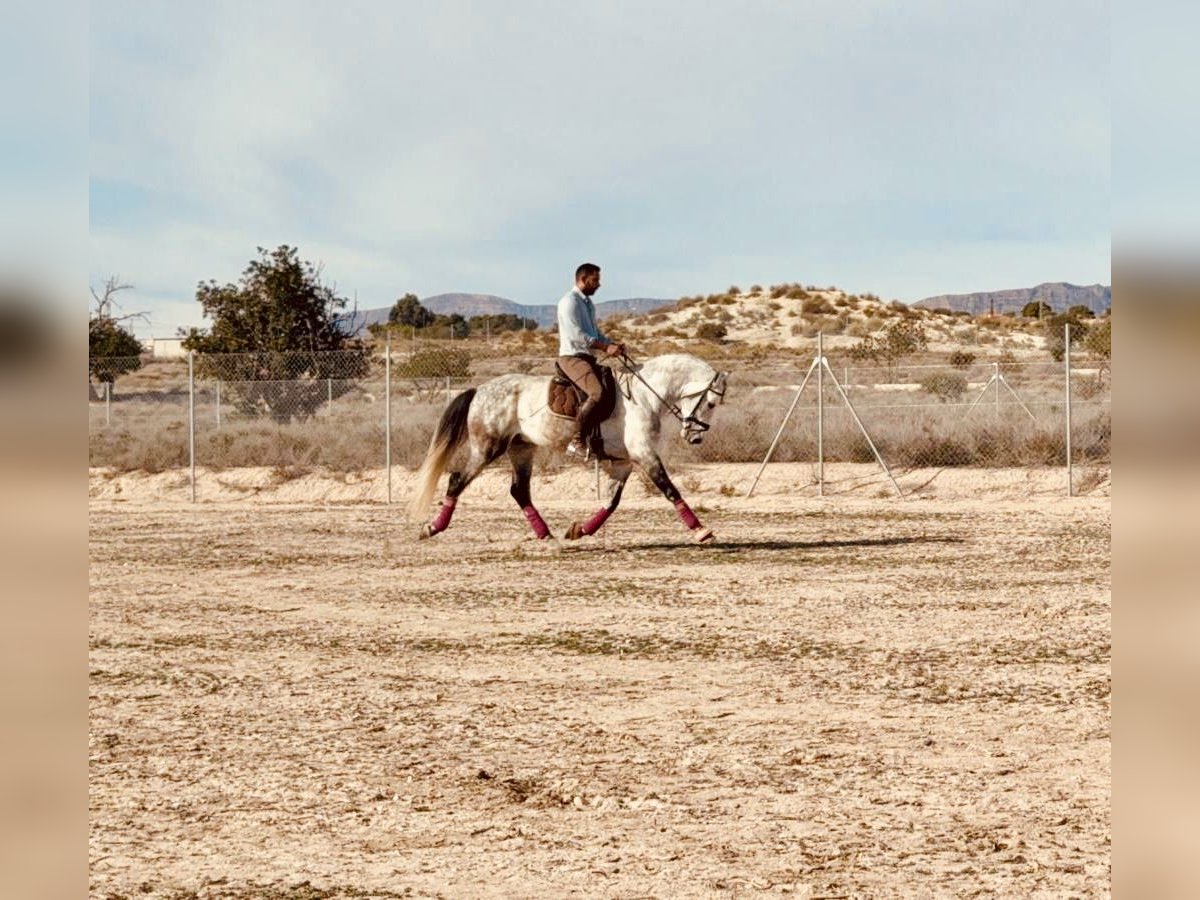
[548,364,618,421]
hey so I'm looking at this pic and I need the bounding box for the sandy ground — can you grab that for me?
[90,463,1110,898]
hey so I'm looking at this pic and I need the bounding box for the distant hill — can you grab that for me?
[341,293,672,332]
[913,282,1111,316]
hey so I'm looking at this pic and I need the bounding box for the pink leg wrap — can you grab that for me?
[429,496,457,533]
[522,506,551,539]
[580,507,611,536]
[674,498,702,531]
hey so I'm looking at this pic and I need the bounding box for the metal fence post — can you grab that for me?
[1065,323,1073,497]
[994,361,1000,419]
[385,339,392,504]
[188,351,196,503]
[327,377,333,414]
[817,332,825,497]
[105,381,111,427]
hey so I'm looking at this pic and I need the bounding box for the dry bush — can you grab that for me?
[846,320,873,338]
[801,296,836,316]
[920,372,968,401]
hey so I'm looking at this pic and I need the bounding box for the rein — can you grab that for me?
[616,355,726,432]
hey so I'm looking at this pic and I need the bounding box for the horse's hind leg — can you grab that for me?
[419,437,506,539]
[506,442,552,539]
[638,454,714,543]
[565,461,632,540]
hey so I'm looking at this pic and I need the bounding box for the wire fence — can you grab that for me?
[89,332,1109,500]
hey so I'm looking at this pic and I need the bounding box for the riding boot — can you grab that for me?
[568,397,599,458]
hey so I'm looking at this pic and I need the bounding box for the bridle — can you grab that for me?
[617,355,727,438]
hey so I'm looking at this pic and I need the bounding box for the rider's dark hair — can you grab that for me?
[575,263,600,280]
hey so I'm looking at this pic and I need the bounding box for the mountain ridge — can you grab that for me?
[913,282,1111,316]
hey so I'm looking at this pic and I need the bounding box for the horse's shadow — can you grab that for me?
[605,536,964,553]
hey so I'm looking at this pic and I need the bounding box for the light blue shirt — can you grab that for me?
[557,288,609,356]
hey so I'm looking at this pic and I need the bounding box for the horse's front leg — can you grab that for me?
[565,461,632,540]
[639,455,714,543]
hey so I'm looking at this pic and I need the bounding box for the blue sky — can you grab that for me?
[89,1,1110,338]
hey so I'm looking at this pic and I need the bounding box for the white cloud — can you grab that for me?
[91,0,1111,333]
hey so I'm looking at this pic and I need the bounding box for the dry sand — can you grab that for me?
[90,463,1110,897]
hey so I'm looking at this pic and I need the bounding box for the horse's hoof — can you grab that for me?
[693,527,714,544]
[565,522,585,541]
[418,524,436,540]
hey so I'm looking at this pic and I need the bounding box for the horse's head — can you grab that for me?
[679,370,728,444]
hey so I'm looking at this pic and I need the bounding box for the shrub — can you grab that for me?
[696,322,728,341]
[948,350,976,368]
[801,296,836,316]
[396,348,472,378]
[920,372,968,401]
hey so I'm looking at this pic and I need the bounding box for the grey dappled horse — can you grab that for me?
[410,353,728,542]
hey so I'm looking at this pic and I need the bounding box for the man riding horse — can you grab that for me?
[556,263,625,459]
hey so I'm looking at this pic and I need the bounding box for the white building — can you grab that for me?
[149,337,187,359]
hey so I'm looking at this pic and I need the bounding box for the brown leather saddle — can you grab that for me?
[548,362,618,422]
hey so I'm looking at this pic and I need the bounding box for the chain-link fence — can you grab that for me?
[89,332,1110,500]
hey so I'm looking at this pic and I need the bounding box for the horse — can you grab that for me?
[409,353,729,542]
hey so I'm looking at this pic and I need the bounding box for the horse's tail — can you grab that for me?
[409,388,477,519]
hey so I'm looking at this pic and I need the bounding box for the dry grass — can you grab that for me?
[91,340,1109,473]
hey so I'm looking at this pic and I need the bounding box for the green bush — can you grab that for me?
[396,348,472,378]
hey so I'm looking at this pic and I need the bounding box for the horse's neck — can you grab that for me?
[632,356,707,410]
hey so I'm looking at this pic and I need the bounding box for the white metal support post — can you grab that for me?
[817,332,825,497]
[105,381,111,427]
[188,351,196,503]
[747,356,820,496]
[1065,323,1073,497]
[747,334,903,498]
[385,338,392,504]
[994,361,1000,419]
[965,364,1036,421]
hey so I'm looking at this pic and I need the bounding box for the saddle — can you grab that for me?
[548,362,618,423]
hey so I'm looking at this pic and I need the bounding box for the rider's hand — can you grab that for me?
[605,342,625,358]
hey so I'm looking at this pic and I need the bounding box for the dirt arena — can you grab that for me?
[89,463,1110,898]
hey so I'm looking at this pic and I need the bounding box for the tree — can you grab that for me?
[428,313,469,340]
[1021,300,1054,319]
[467,313,538,335]
[1042,309,1091,362]
[182,245,371,421]
[846,320,928,375]
[879,319,928,365]
[1082,318,1111,361]
[389,293,435,329]
[88,277,144,394]
[1067,304,1095,320]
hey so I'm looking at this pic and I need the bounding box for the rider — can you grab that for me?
[557,262,625,457]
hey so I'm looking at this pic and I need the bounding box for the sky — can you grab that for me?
[88,1,1111,339]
